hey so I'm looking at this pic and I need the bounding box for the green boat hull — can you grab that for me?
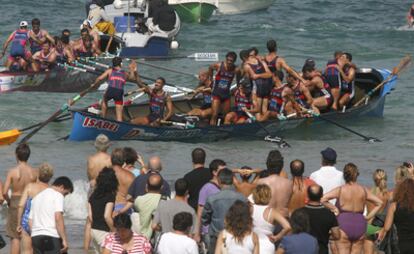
[172,2,217,23]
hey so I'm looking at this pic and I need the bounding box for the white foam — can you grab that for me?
[260,24,273,29]
[396,25,414,31]
[64,179,89,220]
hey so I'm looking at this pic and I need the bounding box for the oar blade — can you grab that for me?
[264,135,291,148]
[393,55,412,75]
[0,129,22,146]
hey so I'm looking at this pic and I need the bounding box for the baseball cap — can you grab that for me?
[321,147,337,162]
[94,134,110,151]
[20,21,28,27]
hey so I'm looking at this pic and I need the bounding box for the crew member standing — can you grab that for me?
[91,57,140,122]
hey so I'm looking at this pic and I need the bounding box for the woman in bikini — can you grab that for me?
[321,163,383,254]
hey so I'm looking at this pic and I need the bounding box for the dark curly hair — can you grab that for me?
[92,167,119,198]
[394,178,414,212]
[224,200,252,244]
[290,208,310,234]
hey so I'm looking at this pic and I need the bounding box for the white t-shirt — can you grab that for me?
[29,188,64,238]
[310,166,344,203]
[157,232,198,254]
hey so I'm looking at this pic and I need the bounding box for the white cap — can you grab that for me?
[20,21,28,27]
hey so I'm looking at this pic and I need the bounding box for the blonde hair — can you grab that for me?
[38,162,54,183]
[395,166,410,185]
[252,184,271,205]
[373,169,387,195]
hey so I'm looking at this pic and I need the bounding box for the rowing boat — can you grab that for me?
[68,67,398,142]
[0,67,97,93]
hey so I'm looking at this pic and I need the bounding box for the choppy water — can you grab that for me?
[1,0,414,249]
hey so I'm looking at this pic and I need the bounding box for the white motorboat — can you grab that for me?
[211,0,274,15]
[101,0,181,58]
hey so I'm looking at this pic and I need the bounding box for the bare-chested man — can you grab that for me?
[81,20,101,49]
[3,144,38,254]
[256,150,292,218]
[111,148,135,211]
[87,134,112,188]
[288,159,316,215]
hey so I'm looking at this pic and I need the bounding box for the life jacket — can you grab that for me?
[149,91,167,118]
[292,82,308,107]
[10,29,29,58]
[341,64,355,95]
[269,85,286,113]
[324,59,339,77]
[265,55,279,73]
[249,60,270,87]
[108,68,127,90]
[315,74,332,98]
[29,30,45,54]
[213,62,235,95]
[202,81,213,105]
[234,89,252,112]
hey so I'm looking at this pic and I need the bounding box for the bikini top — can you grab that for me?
[336,185,367,214]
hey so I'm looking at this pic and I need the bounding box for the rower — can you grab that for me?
[54,36,75,64]
[130,77,174,126]
[407,3,414,27]
[209,52,238,125]
[61,29,76,48]
[224,80,258,125]
[28,18,55,55]
[256,70,291,122]
[81,20,101,49]
[90,57,139,122]
[337,53,356,110]
[31,42,57,72]
[284,72,314,116]
[302,65,333,114]
[73,28,101,58]
[244,47,272,114]
[264,39,307,83]
[324,51,347,111]
[187,69,214,119]
[0,21,34,71]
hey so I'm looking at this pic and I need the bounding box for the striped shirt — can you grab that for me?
[101,232,152,254]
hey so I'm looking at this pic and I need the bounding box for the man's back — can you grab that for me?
[30,188,63,237]
[257,174,292,216]
[303,204,338,254]
[154,199,196,233]
[310,166,344,194]
[202,188,247,236]
[7,164,37,195]
[128,171,171,199]
[114,167,135,204]
[184,167,211,210]
[87,151,111,184]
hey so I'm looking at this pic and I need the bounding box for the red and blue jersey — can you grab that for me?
[269,85,285,113]
[149,91,167,118]
[108,68,127,90]
[212,62,235,97]
[10,29,29,57]
[234,89,252,112]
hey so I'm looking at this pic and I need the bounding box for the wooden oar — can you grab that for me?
[354,55,412,107]
[16,85,97,144]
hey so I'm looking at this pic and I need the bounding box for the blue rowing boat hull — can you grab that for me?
[68,68,398,142]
